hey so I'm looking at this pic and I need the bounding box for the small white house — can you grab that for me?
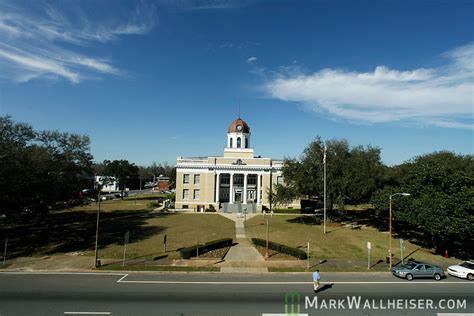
[94,176,119,193]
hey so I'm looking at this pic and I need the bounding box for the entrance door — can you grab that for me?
[234,188,242,203]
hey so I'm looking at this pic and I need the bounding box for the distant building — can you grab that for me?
[153,175,171,192]
[175,116,300,213]
[94,176,119,193]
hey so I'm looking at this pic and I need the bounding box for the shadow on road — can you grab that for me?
[315,283,334,293]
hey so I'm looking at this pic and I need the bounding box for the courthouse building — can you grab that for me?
[175,117,299,213]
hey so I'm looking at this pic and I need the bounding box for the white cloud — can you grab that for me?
[264,44,474,129]
[247,56,257,64]
[0,1,154,83]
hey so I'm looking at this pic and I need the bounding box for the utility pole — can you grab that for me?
[94,189,101,268]
[307,242,310,271]
[2,237,7,266]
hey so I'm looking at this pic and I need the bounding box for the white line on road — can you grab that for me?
[116,278,473,285]
[116,273,129,282]
[64,312,111,315]
[0,271,126,276]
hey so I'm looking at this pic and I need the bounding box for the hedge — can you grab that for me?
[251,238,307,260]
[272,208,302,214]
[180,238,233,259]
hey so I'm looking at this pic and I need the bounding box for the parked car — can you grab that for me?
[447,261,474,280]
[391,260,445,281]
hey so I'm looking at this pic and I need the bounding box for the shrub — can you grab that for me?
[272,208,301,214]
[180,238,233,259]
[205,205,216,212]
[251,238,307,259]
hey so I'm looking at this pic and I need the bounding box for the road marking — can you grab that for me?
[116,273,129,282]
[117,278,473,285]
[64,312,111,315]
[0,271,126,276]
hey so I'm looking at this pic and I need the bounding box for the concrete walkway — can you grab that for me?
[220,238,267,273]
[217,213,268,273]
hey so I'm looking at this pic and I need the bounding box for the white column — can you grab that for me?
[257,173,261,204]
[229,173,234,204]
[243,173,248,204]
[215,173,220,203]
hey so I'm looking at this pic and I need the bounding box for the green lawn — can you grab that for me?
[3,197,234,261]
[85,213,235,260]
[245,215,460,270]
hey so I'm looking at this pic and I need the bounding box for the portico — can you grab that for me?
[215,172,261,204]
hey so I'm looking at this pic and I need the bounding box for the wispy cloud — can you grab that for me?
[0,1,155,83]
[264,44,474,129]
[246,56,257,64]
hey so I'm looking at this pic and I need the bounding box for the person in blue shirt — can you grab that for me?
[313,270,321,292]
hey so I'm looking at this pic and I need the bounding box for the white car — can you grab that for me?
[447,261,474,280]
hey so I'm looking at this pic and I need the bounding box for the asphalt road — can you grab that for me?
[0,272,472,316]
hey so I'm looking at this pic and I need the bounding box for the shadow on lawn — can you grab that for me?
[287,216,321,225]
[1,210,173,258]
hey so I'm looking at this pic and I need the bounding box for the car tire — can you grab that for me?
[434,273,441,281]
[406,274,413,281]
[468,274,474,281]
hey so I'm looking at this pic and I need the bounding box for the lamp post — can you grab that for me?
[263,209,273,258]
[389,192,410,269]
[94,188,102,268]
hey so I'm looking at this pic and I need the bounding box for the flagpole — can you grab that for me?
[323,145,327,234]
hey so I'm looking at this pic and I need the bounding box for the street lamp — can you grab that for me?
[263,209,273,258]
[94,188,102,268]
[389,192,410,269]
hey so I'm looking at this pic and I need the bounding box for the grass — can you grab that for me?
[2,196,234,261]
[245,215,460,270]
[84,213,235,260]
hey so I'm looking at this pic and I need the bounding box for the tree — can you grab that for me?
[102,160,139,199]
[0,116,94,216]
[276,136,385,209]
[371,151,474,259]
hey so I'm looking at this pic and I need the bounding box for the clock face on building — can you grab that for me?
[237,125,242,131]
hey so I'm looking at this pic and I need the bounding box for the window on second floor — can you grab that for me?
[194,174,200,184]
[183,189,189,199]
[277,176,284,185]
[183,174,190,184]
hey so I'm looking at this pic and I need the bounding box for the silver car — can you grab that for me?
[391,260,445,281]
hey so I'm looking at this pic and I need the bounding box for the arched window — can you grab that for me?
[230,138,233,148]
[245,138,249,148]
[237,137,241,148]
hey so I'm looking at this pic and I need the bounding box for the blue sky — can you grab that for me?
[0,0,473,166]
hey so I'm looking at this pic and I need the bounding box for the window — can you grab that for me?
[245,138,248,148]
[277,176,284,185]
[220,174,230,185]
[194,174,200,184]
[183,174,190,184]
[229,138,233,148]
[182,205,188,209]
[247,174,257,185]
[237,137,241,148]
[194,189,200,200]
[233,174,244,185]
[183,189,189,199]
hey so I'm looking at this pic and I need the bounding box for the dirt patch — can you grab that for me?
[195,246,231,259]
[254,245,299,260]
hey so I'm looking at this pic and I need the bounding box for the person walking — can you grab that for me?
[313,270,321,292]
